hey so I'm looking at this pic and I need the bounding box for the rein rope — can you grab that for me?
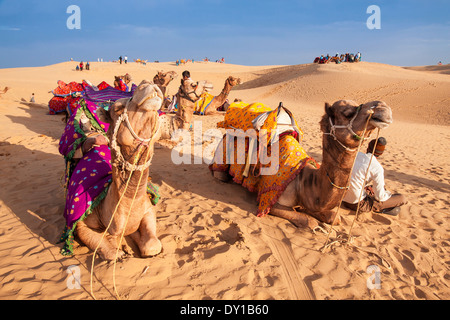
[321,110,374,251]
[112,141,154,300]
[320,128,392,269]
[178,82,201,103]
[90,97,160,300]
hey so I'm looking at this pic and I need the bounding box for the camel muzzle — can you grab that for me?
[370,106,393,129]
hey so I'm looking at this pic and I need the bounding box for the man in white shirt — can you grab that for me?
[343,137,407,216]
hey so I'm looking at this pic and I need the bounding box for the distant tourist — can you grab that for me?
[79,61,84,71]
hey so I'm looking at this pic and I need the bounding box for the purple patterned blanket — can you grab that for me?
[58,99,112,255]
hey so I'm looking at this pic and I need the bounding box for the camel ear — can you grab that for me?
[96,107,112,124]
[97,100,125,124]
[104,98,127,121]
[325,102,334,119]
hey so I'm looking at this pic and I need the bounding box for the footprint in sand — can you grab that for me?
[395,249,417,276]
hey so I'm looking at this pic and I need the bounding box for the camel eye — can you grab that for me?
[344,109,357,118]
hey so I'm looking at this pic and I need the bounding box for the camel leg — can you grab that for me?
[130,209,162,257]
[76,214,125,261]
[270,203,320,229]
[308,210,341,225]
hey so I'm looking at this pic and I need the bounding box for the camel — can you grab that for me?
[211,100,393,228]
[72,81,164,261]
[153,70,177,97]
[152,71,178,109]
[199,76,241,115]
[0,87,9,97]
[158,78,213,140]
[113,74,134,91]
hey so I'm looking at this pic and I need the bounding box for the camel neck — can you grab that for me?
[319,135,356,188]
[221,80,232,95]
[176,98,195,125]
[111,166,149,198]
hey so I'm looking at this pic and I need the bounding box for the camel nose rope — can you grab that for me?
[112,141,154,300]
[321,111,374,251]
[347,128,380,239]
[90,104,160,300]
[320,126,392,269]
[89,144,143,300]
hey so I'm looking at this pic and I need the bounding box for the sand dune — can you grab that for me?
[0,61,448,300]
[404,64,450,75]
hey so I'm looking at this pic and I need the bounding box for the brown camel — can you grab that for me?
[159,78,213,140]
[113,74,134,90]
[200,76,241,115]
[212,100,393,228]
[76,81,164,261]
[153,71,178,102]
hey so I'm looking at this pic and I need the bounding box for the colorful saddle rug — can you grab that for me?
[48,80,137,115]
[194,92,215,115]
[83,84,136,104]
[58,99,111,255]
[48,80,85,115]
[209,101,318,217]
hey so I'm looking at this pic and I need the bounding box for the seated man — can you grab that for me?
[343,137,407,216]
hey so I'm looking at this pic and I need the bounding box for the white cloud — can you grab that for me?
[0,26,20,31]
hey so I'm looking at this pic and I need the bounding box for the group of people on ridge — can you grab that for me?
[76,61,90,71]
[314,52,362,64]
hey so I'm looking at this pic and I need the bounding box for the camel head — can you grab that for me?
[226,76,242,87]
[178,78,214,103]
[114,75,123,87]
[114,74,132,86]
[98,80,163,169]
[153,71,178,87]
[320,100,393,151]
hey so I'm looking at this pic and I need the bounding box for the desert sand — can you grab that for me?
[0,60,448,300]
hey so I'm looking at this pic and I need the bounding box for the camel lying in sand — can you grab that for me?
[196,76,241,115]
[113,74,134,91]
[211,100,393,228]
[63,81,164,260]
[153,71,178,108]
[158,78,213,140]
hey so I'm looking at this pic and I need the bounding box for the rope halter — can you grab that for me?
[178,81,201,103]
[324,105,373,152]
[110,96,160,172]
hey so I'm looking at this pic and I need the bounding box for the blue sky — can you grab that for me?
[0,0,449,68]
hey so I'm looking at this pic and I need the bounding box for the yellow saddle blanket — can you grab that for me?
[209,101,318,216]
[194,92,215,115]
